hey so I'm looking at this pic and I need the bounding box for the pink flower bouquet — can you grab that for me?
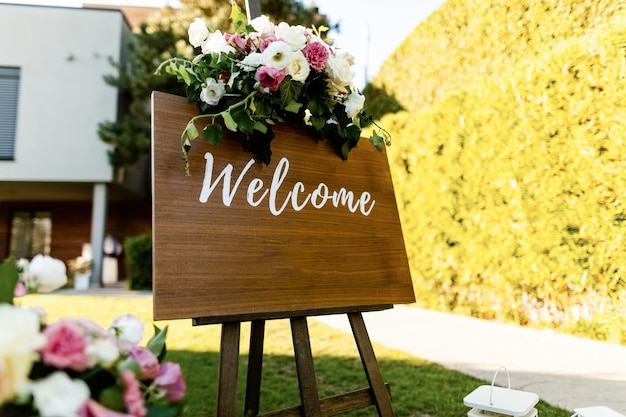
[0,258,186,417]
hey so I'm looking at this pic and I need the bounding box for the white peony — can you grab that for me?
[286,51,310,82]
[108,314,144,353]
[24,254,67,293]
[274,22,307,51]
[31,372,90,417]
[0,305,47,406]
[200,78,226,106]
[262,41,294,69]
[201,30,236,55]
[325,51,355,93]
[188,17,209,48]
[344,87,365,118]
[249,14,275,38]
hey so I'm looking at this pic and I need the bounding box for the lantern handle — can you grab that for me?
[489,366,511,405]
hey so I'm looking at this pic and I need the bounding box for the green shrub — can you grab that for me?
[124,232,152,290]
[366,0,626,340]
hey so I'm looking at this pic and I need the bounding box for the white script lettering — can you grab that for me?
[199,152,375,216]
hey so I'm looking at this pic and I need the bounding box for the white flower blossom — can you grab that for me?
[200,78,226,106]
[249,14,275,38]
[286,51,310,82]
[108,314,144,353]
[86,338,120,368]
[0,305,47,406]
[262,41,294,69]
[274,22,307,51]
[188,17,209,48]
[325,51,355,93]
[344,86,365,118]
[201,30,236,55]
[238,52,265,71]
[30,372,90,417]
[24,254,67,293]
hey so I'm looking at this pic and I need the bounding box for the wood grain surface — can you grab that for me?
[151,91,415,321]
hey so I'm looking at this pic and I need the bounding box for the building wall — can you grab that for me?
[0,4,124,182]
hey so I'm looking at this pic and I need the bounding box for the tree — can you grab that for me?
[99,0,334,169]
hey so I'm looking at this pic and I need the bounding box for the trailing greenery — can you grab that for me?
[369,0,626,342]
[124,232,153,290]
[99,0,334,169]
[20,295,571,417]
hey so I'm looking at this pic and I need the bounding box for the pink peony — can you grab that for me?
[128,346,159,380]
[79,399,133,417]
[257,66,286,91]
[303,41,328,72]
[153,362,186,401]
[121,369,147,417]
[40,319,91,371]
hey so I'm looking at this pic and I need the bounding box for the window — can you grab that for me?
[9,211,52,258]
[0,67,20,160]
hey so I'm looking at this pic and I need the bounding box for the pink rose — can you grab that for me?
[79,399,133,417]
[257,66,286,91]
[303,41,328,71]
[40,319,91,371]
[128,346,159,380]
[121,369,147,417]
[13,281,27,298]
[153,362,186,401]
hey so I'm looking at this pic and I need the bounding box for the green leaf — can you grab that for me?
[178,65,192,85]
[0,258,18,305]
[232,109,255,134]
[230,3,247,33]
[147,324,168,361]
[182,138,191,153]
[369,131,384,152]
[202,123,222,146]
[221,111,238,132]
[284,100,303,113]
[185,121,199,140]
[98,386,125,412]
[253,121,268,134]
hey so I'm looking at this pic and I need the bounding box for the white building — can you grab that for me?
[0,3,151,285]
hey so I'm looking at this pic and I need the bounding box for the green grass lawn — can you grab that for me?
[20,294,570,417]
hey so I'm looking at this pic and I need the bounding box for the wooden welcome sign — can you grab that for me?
[151,91,415,321]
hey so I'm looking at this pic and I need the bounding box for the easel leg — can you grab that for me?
[290,317,322,417]
[217,321,241,417]
[245,320,266,417]
[348,312,395,417]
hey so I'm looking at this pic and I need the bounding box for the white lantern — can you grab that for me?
[463,367,539,417]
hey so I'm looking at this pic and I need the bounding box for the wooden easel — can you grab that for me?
[193,305,395,417]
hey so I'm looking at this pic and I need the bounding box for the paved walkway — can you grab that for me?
[313,305,626,415]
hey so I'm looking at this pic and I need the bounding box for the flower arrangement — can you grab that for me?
[156,3,390,175]
[0,257,186,417]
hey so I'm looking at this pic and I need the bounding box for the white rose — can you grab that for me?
[249,14,275,38]
[275,22,307,51]
[108,314,144,353]
[0,305,46,406]
[262,41,294,69]
[238,52,265,72]
[24,254,67,293]
[31,372,90,417]
[286,51,310,82]
[344,87,365,118]
[201,30,236,55]
[200,78,226,106]
[325,52,355,93]
[188,17,209,48]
